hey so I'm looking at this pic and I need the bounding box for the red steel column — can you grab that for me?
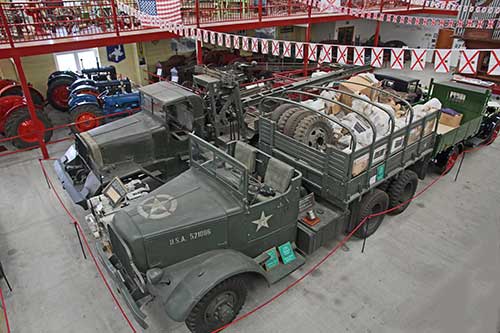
[303,0,312,76]
[110,0,121,36]
[13,57,49,159]
[374,0,384,47]
[195,0,203,65]
[258,0,263,22]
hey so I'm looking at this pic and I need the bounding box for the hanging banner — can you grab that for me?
[458,50,480,74]
[261,39,269,54]
[234,36,240,49]
[410,49,427,71]
[354,47,365,66]
[217,33,224,47]
[488,50,500,76]
[308,43,317,61]
[283,41,292,58]
[272,40,280,56]
[337,46,348,64]
[295,42,304,59]
[210,31,216,45]
[371,47,383,67]
[319,44,332,64]
[225,34,232,48]
[434,49,452,73]
[107,45,126,63]
[390,48,405,69]
[203,30,209,43]
[242,37,249,51]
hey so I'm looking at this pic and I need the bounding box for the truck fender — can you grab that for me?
[163,250,269,322]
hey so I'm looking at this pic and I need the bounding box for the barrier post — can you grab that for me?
[13,56,49,159]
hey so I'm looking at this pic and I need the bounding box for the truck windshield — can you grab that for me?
[190,137,248,198]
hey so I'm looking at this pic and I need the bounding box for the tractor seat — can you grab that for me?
[256,158,294,202]
[234,141,257,173]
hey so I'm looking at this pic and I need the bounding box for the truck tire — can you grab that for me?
[485,123,500,145]
[283,109,312,137]
[436,145,460,175]
[353,189,389,238]
[386,170,418,215]
[293,114,334,151]
[47,76,75,111]
[4,107,53,148]
[277,107,300,133]
[270,103,294,122]
[70,104,104,133]
[185,275,247,333]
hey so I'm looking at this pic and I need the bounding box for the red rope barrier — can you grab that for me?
[212,140,492,333]
[38,160,137,333]
[0,287,10,333]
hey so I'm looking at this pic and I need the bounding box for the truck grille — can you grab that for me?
[108,225,138,284]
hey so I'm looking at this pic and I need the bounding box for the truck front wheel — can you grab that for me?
[185,276,247,333]
[386,170,418,215]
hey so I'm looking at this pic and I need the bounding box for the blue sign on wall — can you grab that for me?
[107,45,126,63]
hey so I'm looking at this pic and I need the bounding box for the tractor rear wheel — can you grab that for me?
[353,189,389,239]
[47,76,75,111]
[4,107,53,148]
[386,170,418,215]
[0,85,44,107]
[70,104,104,133]
[185,275,247,333]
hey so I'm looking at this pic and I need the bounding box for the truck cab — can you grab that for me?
[95,134,304,332]
[54,81,205,208]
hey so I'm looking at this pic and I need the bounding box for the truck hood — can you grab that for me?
[110,168,243,270]
[77,112,166,170]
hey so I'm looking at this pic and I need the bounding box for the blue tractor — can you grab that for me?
[69,90,141,132]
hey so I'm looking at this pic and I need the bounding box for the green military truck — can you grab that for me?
[427,81,499,173]
[55,65,370,208]
[86,77,441,332]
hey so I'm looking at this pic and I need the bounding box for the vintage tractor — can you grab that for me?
[0,95,53,148]
[46,66,117,111]
[69,90,141,132]
[68,78,132,102]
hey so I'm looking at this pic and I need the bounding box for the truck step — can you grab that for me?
[466,137,484,147]
[265,251,306,285]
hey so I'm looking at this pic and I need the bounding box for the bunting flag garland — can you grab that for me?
[354,47,365,66]
[410,49,427,71]
[371,47,384,67]
[308,43,317,61]
[203,30,209,43]
[242,36,249,51]
[488,50,500,76]
[225,34,232,48]
[283,41,292,58]
[434,49,452,73]
[233,36,240,49]
[295,42,304,59]
[217,33,223,47]
[390,48,405,69]
[318,44,333,64]
[458,50,480,74]
[210,31,216,45]
[337,45,348,64]
[261,39,269,54]
[251,38,259,53]
[272,40,280,56]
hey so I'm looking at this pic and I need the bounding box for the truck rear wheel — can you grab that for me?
[293,114,334,151]
[185,276,247,333]
[4,107,53,148]
[354,189,389,238]
[283,109,312,137]
[386,170,418,215]
[436,145,460,175]
[70,104,103,133]
[270,103,294,122]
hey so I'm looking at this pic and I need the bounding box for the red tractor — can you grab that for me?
[0,82,52,149]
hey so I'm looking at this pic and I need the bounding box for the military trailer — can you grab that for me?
[427,81,499,173]
[55,65,371,208]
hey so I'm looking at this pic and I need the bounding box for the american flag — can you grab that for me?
[137,0,182,26]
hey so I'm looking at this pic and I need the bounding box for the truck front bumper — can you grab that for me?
[96,244,149,329]
[53,145,101,209]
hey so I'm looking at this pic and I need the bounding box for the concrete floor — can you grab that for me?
[1,68,500,333]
